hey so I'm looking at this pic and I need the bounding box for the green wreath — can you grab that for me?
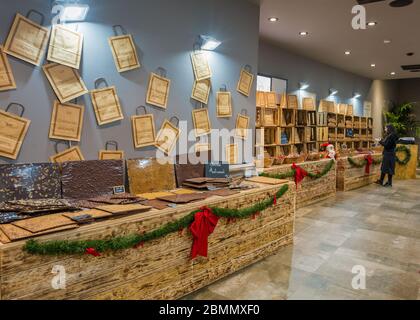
[395,145,411,166]
[24,184,289,256]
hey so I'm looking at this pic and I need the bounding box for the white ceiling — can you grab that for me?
[260,0,420,80]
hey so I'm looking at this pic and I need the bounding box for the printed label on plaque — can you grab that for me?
[0,110,31,160]
[131,114,156,148]
[191,79,211,105]
[155,120,180,155]
[43,63,88,103]
[235,114,250,139]
[49,101,84,142]
[90,86,124,125]
[216,92,232,118]
[237,69,254,97]
[108,35,140,72]
[287,95,298,109]
[146,73,170,109]
[266,92,277,108]
[99,150,124,160]
[4,14,50,66]
[47,25,83,69]
[190,51,212,81]
[192,108,211,137]
[256,91,266,107]
[50,146,84,163]
[225,144,238,165]
[0,46,16,91]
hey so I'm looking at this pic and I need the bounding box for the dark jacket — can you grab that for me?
[379,132,399,175]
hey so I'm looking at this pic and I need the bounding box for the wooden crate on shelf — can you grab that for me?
[353,116,361,129]
[327,113,337,127]
[256,91,266,107]
[345,115,353,128]
[279,127,293,145]
[361,117,368,129]
[368,117,373,129]
[305,127,316,142]
[296,110,307,126]
[317,127,328,142]
[265,92,278,108]
[293,127,305,144]
[264,127,278,145]
[317,112,328,127]
[287,95,298,109]
[280,109,295,127]
[337,114,345,128]
[256,107,263,127]
[336,103,347,114]
[262,108,279,127]
[307,111,317,126]
[328,127,337,141]
[337,127,345,140]
[346,104,353,116]
[302,97,316,111]
[319,100,335,113]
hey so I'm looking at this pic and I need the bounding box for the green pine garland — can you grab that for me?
[259,159,335,181]
[396,145,411,166]
[23,184,289,256]
[347,156,382,168]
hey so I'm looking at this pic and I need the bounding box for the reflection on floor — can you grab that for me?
[185,178,420,300]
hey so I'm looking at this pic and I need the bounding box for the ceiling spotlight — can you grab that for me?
[60,3,89,22]
[353,93,361,99]
[371,64,376,67]
[268,17,278,22]
[345,51,351,55]
[384,40,391,44]
[367,21,377,27]
[390,72,396,75]
[329,89,338,96]
[299,82,309,90]
[299,31,309,36]
[200,35,221,51]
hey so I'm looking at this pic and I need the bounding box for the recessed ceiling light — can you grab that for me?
[371,64,376,67]
[345,51,351,55]
[268,17,278,22]
[384,40,391,44]
[367,21,377,27]
[299,31,309,36]
[390,72,396,75]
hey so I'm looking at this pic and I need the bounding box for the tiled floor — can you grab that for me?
[186,178,420,300]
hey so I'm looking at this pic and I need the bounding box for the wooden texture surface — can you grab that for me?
[395,144,418,180]
[0,182,295,300]
[336,154,382,191]
[263,159,336,213]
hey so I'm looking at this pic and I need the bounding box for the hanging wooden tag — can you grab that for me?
[235,111,250,140]
[108,25,140,73]
[131,106,156,149]
[191,79,211,105]
[256,91,266,107]
[190,51,212,81]
[237,66,254,97]
[47,24,83,69]
[98,141,124,160]
[226,143,238,165]
[49,100,84,142]
[0,46,16,92]
[146,71,170,109]
[216,86,232,118]
[192,107,211,137]
[4,11,50,66]
[287,95,298,109]
[50,142,84,163]
[90,78,124,125]
[265,92,277,108]
[155,117,180,155]
[43,63,88,103]
[0,103,31,160]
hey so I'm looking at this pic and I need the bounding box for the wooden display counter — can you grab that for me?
[336,153,382,191]
[395,144,418,180]
[0,182,295,300]
[263,159,336,212]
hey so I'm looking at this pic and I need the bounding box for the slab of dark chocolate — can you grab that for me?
[61,160,124,200]
[174,154,206,187]
[0,163,61,202]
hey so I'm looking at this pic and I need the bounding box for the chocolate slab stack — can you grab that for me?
[182,177,231,190]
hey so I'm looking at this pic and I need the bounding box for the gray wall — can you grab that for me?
[0,0,260,164]
[258,40,373,116]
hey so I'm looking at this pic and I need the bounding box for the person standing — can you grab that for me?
[376,124,399,187]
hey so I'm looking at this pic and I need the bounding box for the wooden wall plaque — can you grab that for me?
[155,120,180,155]
[0,109,31,160]
[190,51,212,81]
[146,72,170,109]
[43,63,88,103]
[0,46,16,92]
[237,68,254,97]
[287,95,298,109]
[265,92,277,108]
[50,146,84,163]
[90,86,124,125]
[192,108,211,137]
[216,91,232,118]
[108,34,140,73]
[47,24,83,69]
[49,100,84,142]
[4,13,50,66]
[225,143,238,165]
[235,114,250,140]
[191,79,211,105]
[131,114,156,149]
[256,91,266,107]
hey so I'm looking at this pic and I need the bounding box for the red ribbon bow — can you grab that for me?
[365,154,373,174]
[292,163,308,187]
[190,206,219,259]
[85,248,101,257]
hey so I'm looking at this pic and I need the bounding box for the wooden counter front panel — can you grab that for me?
[0,183,295,300]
